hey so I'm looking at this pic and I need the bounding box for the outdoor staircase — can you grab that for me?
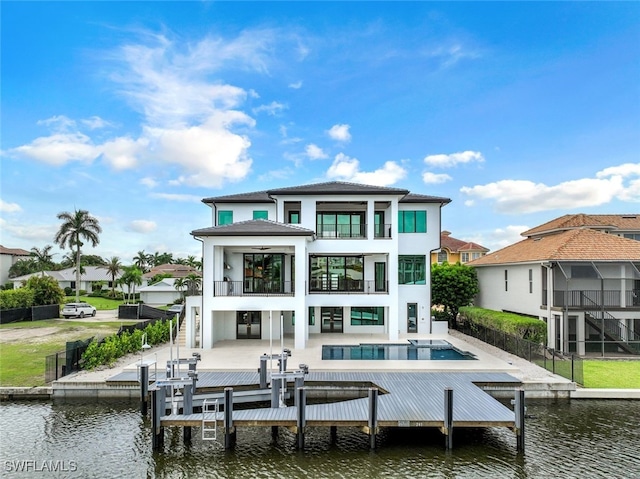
[585,312,640,355]
[177,309,200,348]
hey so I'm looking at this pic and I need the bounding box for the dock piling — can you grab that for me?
[183,384,193,443]
[296,387,306,450]
[139,364,149,416]
[515,388,525,452]
[368,388,379,450]
[259,355,268,389]
[151,388,166,451]
[224,387,236,449]
[444,387,453,450]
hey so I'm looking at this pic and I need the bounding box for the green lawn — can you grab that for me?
[0,319,139,387]
[583,360,640,389]
[63,296,124,310]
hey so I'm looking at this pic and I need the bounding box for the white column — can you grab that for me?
[388,200,399,341]
[294,240,307,349]
[367,199,375,240]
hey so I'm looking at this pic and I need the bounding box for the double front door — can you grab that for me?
[237,311,261,339]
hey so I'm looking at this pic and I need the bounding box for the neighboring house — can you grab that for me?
[432,231,489,264]
[143,264,201,280]
[469,214,640,356]
[185,181,450,349]
[139,278,184,306]
[0,245,30,285]
[11,266,123,293]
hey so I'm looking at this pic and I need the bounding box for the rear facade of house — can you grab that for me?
[184,181,450,349]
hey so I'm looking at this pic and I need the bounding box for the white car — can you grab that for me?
[62,302,97,319]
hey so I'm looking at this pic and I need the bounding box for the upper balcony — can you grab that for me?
[316,223,392,239]
[543,289,640,309]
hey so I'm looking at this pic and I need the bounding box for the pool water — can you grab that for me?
[321,340,477,360]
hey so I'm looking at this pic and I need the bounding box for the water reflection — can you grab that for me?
[0,399,639,478]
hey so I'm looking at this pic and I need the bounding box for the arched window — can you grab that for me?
[437,250,448,263]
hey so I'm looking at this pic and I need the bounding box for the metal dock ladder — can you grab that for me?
[202,398,219,441]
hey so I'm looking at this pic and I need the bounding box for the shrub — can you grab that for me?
[81,319,172,370]
[459,306,547,344]
[24,276,65,306]
[64,287,73,296]
[0,288,35,309]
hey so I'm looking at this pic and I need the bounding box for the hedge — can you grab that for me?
[81,319,172,369]
[0,288,35,310]
[458,306,547,344]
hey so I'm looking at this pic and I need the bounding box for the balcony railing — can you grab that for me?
[543,289,640,308]
[374,224,392,239]
[309,279,388,294]
[317,223,366,239]
[214,280,294,297]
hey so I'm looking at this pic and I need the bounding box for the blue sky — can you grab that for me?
[2,1,639,262]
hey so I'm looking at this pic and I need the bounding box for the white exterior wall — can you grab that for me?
[195,191,446,349]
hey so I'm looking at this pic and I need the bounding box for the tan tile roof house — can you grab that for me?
[468,214,640,357]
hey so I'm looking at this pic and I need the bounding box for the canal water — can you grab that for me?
[1,399,638,478]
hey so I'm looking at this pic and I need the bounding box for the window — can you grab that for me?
[624,233,640,241]
[398,210,426,233]
[218,210,233,225]
[351,307,384,326]
[309,256,364,291]
[288,211,300,224]
[243,253,284,293]
[374,211,387,238]
[438,250,448,263]
[253,210,268,220]
[529,269,533,294]
[504,270,508,291]
[317,212,365,238]
[461,252,482,263]
[309,307,315,326]
[398,255,426,285]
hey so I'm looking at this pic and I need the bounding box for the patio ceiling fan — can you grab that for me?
[251,246,271,250]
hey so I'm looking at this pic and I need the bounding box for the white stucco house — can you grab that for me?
[0,245,30,285]
[183,181,451,349]
[11,265,124,292]
[139,278,185,306]
[469,214,640,356]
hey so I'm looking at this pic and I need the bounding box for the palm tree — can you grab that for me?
[118,265,143,303]
[174,276,187,301]
[133,250,150,273]
[54,209,102,302]
[100,256,122,297]
[183,273,202,296]
[30,245,56,274]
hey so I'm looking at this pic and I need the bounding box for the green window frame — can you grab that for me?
[253,210,268,220]
[288,211,300,224]
[398,255,426,285]
[350,307,384,326]
[218,210,233,225]
[398,210,426,233]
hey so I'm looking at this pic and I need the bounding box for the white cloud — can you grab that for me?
[252,101,286,116]
[150,193,202,202]
[424,150,484,168]
[487,225,530,250]
[326,153,406,186]
[0,199,22,213]
[147,111,254,188]
[101,136,149,170]
[140,177,158,188]
[129,219,157,234]
[422,172,452,184]
[81,116,113,130]
[37,115,76,131]
[10,132,100,166]
[305,143,328,160]
[288,80,303,89]
[327,124,351,142]
[258,167,295,182]
[423,43,482,69]
[0,219,58,243]
[461,177,625,214]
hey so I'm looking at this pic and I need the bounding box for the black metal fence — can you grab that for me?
[0,304,60,324]
[45,337,94,383]
[459,321,584,386]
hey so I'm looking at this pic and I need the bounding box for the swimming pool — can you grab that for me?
[321,340,477,360]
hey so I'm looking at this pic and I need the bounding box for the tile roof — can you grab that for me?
[469,228,640,266]
[143,264,201,279]
[440,232,489,253]
[191,219,315,237]
[10,266,120,282]
[0,245,30,256]
[522,213,640,237]
[201,181,451,204]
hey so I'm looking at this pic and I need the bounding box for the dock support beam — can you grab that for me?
[444,387,453,450]
[259,356,268,389]
[151,388,166,451]
[271,377,281,408]
[139,364,149,416]
[515,388,525,452]
[183,384,193,443]
[296,387,306,450]
[368,388,379,450]
[224,387,236,449]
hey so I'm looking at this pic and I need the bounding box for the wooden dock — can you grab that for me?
[139,371,525,451]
